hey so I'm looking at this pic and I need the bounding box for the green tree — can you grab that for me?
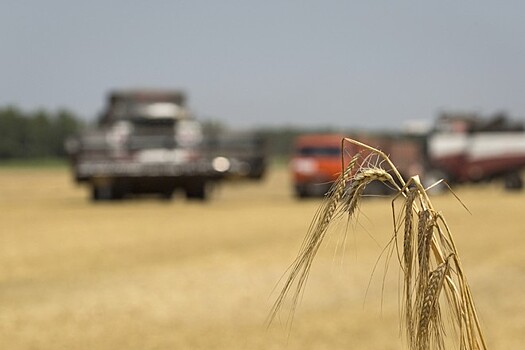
[0,106,84,159]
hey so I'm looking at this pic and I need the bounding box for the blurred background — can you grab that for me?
[1,1,525,349]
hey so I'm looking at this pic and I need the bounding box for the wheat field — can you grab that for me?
[1,166,524,349]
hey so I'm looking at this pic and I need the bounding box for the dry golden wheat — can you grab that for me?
[403,187,418,344]
[343,167,395,217]
[415,255,450,350]
[268,153,361,325]
[270,138,487,350]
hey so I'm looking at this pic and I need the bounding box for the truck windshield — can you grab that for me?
[134,102,181,118]
[113,102,183,119]
[297,147,340,157]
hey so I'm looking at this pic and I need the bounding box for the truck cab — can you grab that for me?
[67,89,223,201]
[290,134,346,198]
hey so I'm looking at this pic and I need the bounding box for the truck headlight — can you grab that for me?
[291,158,318,174]
[212,156,231,172]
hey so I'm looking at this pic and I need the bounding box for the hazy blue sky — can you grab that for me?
[2,1,524,130]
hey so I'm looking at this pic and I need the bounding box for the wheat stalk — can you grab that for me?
[403,187,418,344]
[416,256,450,350]
[269,138,487,350]
[268,153,361,325]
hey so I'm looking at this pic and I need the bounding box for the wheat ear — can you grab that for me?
[270,138,487,350]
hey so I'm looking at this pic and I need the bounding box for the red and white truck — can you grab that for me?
[426,114,525,190]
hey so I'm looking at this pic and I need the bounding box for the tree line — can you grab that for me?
[0,105,348,161]
[0,106,84,159]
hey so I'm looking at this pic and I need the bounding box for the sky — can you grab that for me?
[2,1,525,130]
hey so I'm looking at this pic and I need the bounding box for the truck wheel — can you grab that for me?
[294,185,310,199]
[92,186,110,201]
[91,185,122,201]
[504,172,523,191]
[185,181,208,200]
[160,190,174,200]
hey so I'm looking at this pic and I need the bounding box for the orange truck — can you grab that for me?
[290,134,347,197]
[290,133,424,198]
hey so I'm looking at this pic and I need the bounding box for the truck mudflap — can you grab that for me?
[76,160,220,178]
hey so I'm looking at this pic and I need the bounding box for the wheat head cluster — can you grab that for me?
[270,138,487,350]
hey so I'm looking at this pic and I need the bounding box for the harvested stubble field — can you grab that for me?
[1,166,524,349]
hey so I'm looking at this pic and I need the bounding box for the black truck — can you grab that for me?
[66,89,225,200]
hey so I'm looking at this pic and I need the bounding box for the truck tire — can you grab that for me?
[185,181,208,200]
[91,184,123,201]
[92,185,111,201]
[504,172,523,191]
[294,185,310,199]
[160,190,174,200]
